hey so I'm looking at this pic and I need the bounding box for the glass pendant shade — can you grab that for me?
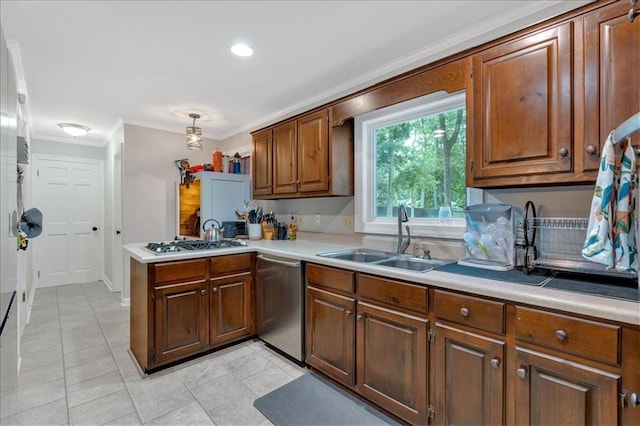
[186,114,203,150]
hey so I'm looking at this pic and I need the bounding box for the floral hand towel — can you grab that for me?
[582,133,616,268]
[613,138,637,272]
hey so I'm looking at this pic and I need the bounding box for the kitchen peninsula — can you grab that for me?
[125,235,640,425]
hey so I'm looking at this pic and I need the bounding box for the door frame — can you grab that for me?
[31,153,105,288]
[111,147,123,294]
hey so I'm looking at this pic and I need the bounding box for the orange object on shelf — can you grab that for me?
[187,164,204,173]
[212,149,223,172]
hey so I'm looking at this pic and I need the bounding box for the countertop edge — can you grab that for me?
[123,241,640,326]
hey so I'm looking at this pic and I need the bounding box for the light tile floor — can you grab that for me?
[1,281,306,425]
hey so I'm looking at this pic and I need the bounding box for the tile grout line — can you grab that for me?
[55,285,71,425]
[81,281,143,425]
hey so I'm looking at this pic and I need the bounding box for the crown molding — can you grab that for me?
[31,132,106,148]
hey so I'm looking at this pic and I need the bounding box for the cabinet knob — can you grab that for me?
[346,310,353,316]
[558,148,569,157]
[200,289,206,296]
[212,287,218,293]
[460,307,469,318]
[555,329,567,342]
[585,144,598,155]
[631,392,638,408]
[490,357,501,369]
[356,314,363,321]
[517,367,528,379]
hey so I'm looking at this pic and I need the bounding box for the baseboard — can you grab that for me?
[103,276,114,292]
[120,297,130,307]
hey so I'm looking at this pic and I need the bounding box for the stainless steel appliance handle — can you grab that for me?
[257,254,300,268]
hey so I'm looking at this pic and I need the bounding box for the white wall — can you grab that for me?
[121,124,220,300]
[218,131,251,157]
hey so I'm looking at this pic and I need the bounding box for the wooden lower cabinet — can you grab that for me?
[306,285,356,386]
[130,253,254,372]
[357,302,428,425]
[153,281,208,366]
[433,321,505,426]
[514,347,620,425]
[209,272,254,346]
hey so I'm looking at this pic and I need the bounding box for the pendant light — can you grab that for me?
[186,113,203,150]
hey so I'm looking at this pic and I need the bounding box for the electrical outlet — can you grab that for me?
[314,214,320,225]
[344,215,354,229]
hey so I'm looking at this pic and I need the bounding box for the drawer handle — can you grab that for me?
[356,314,363,321]
[517,367,528,379]
[200,289,206,296]
[490,357,500,369]
[555,329,567,342]
[346,310,353,316]
[460,307,469,318]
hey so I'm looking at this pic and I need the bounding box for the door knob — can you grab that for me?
[92,226,98,231]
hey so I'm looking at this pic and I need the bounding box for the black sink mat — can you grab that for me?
[434,263,639,302]
[543,271,639,302]
[434,263,551,286]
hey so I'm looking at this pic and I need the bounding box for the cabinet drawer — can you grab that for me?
[358,274,427,314]
[433,290,505,334]
[210,253,252,276]
[306,264,355,294]
[152,259,208,285]
[515,307,621,365]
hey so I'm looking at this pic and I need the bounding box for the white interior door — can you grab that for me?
[34,156,102,287]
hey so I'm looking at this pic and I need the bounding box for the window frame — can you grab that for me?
[354,90,481,239]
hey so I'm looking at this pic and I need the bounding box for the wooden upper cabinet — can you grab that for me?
[273,121,298,195]
[581,1,640,173]
[298,109,330,193]
[251,129,272,197]
[252,107,350,199]
[469,22,574,186]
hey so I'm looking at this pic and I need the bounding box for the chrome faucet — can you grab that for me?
[397,204,411,254]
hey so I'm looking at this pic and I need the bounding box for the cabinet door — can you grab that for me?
[252,129,273,197]
[306,286,355,386]
[514,347,619,425]
[356,301,428,425]
[470,22,573,185]
[433,322,505,426]
[297,110,329,193]
[209,272,253,346]
[273,121,298,195]
[153,281,208,366]
[582,1,640,173]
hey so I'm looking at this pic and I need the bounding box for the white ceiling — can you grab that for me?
[1,1,592,147]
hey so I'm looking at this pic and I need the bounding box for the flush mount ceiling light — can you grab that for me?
[58,123,90,137]
[185,113,203,150]
[230,43,253,57]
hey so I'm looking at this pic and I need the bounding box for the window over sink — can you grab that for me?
[354,91,481,238]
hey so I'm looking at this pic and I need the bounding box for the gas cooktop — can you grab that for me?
[144,239,246,254]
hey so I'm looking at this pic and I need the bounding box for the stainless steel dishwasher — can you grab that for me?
[256,254,304,363]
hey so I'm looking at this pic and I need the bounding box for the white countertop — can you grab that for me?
[123,239,640,326]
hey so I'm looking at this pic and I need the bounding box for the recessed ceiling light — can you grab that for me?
[58,123,90,137]
[230,43,253,57]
